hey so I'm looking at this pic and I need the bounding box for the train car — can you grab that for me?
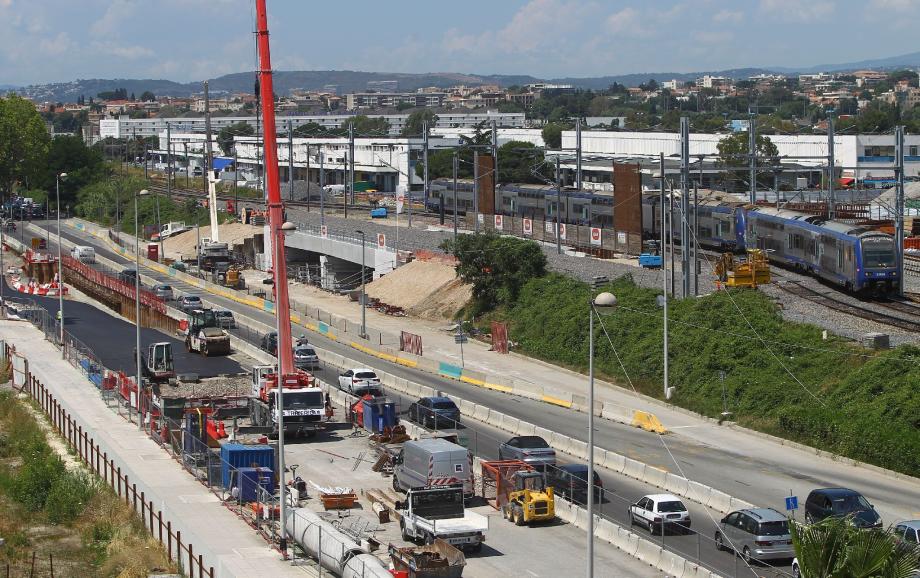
[641,192,746,251]
[744,206,898,293]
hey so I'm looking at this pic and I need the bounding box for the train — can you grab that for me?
[427,180,899,294]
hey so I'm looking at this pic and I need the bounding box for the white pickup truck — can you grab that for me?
[398,486,488,553]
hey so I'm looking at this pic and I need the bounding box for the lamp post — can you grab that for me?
[56,172,67,356]
[275,220,297,546]
[356,230,367,339]
[134,189,149,429]
[588,291,617,578]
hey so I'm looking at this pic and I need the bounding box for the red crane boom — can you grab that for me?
[255,0,294,375]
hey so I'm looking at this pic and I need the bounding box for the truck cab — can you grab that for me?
[249,367,324,438]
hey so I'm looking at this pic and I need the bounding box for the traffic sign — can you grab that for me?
[494,214,503,229]
[454,334,468,344]
[590,227,602,246]
[376,233,386,249]
[320,225,327,238]
[785,496,798,511]
[523,218,532,236]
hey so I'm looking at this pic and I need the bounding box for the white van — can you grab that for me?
[71,245,95,264]
[393,438,473,497]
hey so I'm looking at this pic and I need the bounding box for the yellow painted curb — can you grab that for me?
[542,395,573,408]
[631,410,668,434]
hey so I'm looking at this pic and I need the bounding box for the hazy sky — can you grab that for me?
[2,0,920,86]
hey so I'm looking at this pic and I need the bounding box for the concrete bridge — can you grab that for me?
[283,223,395,291]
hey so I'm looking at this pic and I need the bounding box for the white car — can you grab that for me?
[337,368,381,393]
[628,493,692,535]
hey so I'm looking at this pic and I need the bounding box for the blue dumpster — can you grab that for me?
[362,398,397,434]
[238,467,275,503]
[220,443,275,489]
[370,207,388,218]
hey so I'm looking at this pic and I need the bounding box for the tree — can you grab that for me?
[717,129,779,190]
[497,141,549,184]
[790,516,918,578]
[37,135,105,203]
[541,123,565,149]
[292,122,326,138]
[139,91,156,102]
[344,115,390,136]
[97,88,127,101]
[401,110,438,137]
[156,105,184,118]
[0,94,51,195]
[216,122,255,155]
[440,232,547,314]
[415,148,462,180]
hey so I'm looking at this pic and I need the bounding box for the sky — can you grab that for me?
[2,0,920,86]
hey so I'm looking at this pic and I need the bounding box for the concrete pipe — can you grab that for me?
[285,507,390,578]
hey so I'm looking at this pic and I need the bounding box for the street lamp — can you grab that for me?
[588,290,617,578]
[275,219,296,547]
[356,230,367,339]
[56,172,67,357]
[134,189,149,429]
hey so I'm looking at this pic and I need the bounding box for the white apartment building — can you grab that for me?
[91,112,525,143]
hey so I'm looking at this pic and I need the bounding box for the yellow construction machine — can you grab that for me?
[482,460,555,525]
[715,249,771,288]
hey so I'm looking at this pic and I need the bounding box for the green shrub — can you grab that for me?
[501,273,920,476]
[46,470,95,524]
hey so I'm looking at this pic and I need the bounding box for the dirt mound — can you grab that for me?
[163,222,261,260]
[366,259,471,320]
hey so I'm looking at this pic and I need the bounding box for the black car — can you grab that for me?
[804,488,882,528]
[118,268,138,285]
[545,463,603,504]
[407,396,460,429]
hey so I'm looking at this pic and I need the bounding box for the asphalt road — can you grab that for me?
[33,220,920,577]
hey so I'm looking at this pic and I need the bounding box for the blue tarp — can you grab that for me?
[213,157,234,171]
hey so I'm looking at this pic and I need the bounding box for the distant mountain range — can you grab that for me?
[7,50,920,103]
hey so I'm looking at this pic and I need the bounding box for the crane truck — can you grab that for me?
[249,365,325,439]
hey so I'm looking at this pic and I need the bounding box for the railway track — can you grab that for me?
[776,281,920,333]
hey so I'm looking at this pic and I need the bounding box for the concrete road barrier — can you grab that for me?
[540,388,574,408]
[658,549,688,578]
[686,481,713,507]
[550,432,575,456]
[631,410,669,434]
[602,450,626,473]
[595,518,618,544]
[510,380,544,401]
[568,439,589,461]
[707,489,733,514]
[516,420,536,437]
[634,538,663,567]
[616,527,641,558]
[623,457,647,481]
[499,414,520,433]
[534,426,555,445]
[665,473,690,497]
[644,466,668,489]
[472,404,491,425]
[458,399,475,417]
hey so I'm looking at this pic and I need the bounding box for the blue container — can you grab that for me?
[370,207,388,218]
[220,443,275,489]
[238,467,274,503]
[638,253,663,269]
[362,398,397,434]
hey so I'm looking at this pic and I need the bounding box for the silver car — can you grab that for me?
[497,435,556,469]
[293,345,319,370]
[152,284,173,300]
[715,508,794,563]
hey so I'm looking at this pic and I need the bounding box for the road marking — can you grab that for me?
[525,571,539,577]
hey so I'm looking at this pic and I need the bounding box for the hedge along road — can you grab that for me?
[34,220,920,528]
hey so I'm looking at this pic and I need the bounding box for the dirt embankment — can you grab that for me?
[366,258,471,320]
[162,222,261,261]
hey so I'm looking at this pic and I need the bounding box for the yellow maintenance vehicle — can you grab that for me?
[481,460,555,525]
[715,248,771,288]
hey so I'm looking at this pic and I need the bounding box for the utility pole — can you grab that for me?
[680,116,690,299]
[452,151,458,243]
[183,141,189,188]
[491,120,498,187]
[319,145,325,225]
[660,152,669,400]
[423,119,430,216]
[343,150,348,219]
[827,113,836,221]
[555,155,562,255]
[748,110,756,204]
[576,118,582,190]
[288,120,294,201]
[693,184,699,296]
[896,125,905,296]
[143,140,148,181]
[305,144,311,212]
[348,122,355,206]
[163,130,171,183]
[669,183,675,298]
[473,152,480,233]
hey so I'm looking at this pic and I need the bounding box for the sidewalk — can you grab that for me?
[0,321,314,578]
